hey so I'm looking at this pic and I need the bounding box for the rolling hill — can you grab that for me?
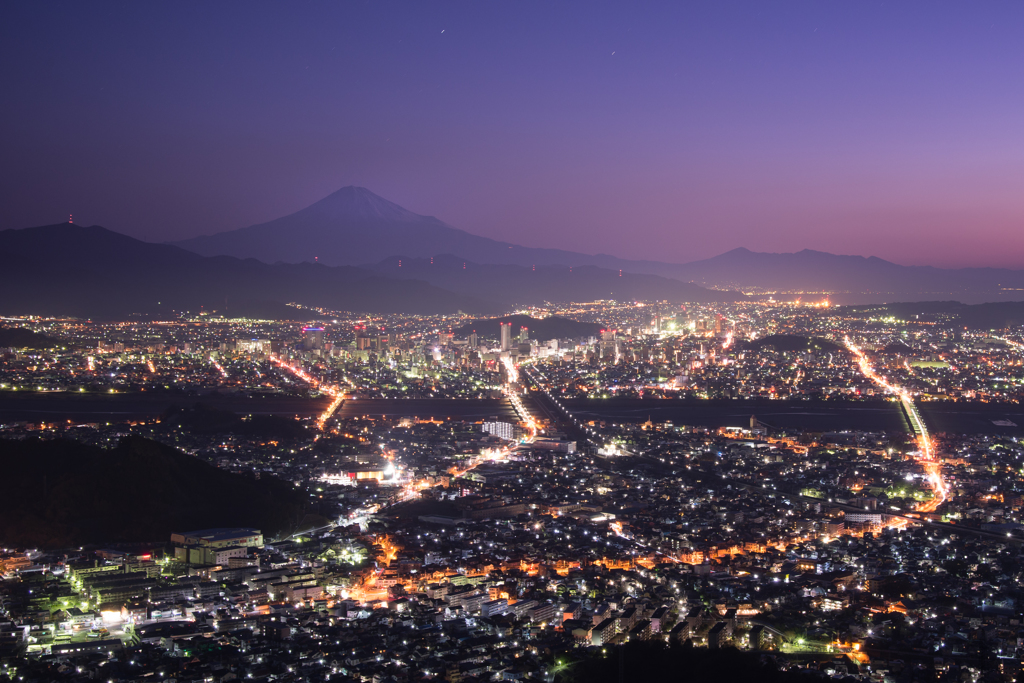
[0,222,738,319]
[0,223,491,318]
[0,437,313,548]
[453,315,602,341]
[737,334,847,354]
[672,248,1024,305]
[0,328,65,349]
[842,301,1024,330]
[367,254,737,307]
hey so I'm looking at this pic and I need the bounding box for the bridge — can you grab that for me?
[845,338,945,510]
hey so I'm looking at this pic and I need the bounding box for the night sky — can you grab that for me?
[3,2,1024,267]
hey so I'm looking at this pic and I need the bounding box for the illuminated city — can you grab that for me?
[2,299,1024,681]
[4,3,1024,682]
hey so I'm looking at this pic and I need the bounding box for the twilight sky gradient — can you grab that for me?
[3,1,1024,268]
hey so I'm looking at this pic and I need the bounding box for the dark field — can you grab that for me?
[0,391,330,423]
[563,398,910,433]
[2,391,1020,436]
[918,402,1024,436]
[565,398,1024,435]
[338,398,517,421]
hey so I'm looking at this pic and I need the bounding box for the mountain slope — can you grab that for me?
[0,436,311,548]
[173,186,691,271]
[674,248,1024,304]
[173,187,1024,304]
[0,328,65,349]
[0,223,492,318]
[842,301,1024,330]
[368,254,739,306]
[453,315,602,341]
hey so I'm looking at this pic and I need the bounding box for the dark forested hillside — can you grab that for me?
[564,643,835,683]
[453,315,603,341]
[0,437,311,548]
[0,223,492,319]
[0,328,63,349]
[738,334,846,354]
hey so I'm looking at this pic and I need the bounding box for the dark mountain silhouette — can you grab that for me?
[0,436,312,548]
[453,315,602,341]
[0,223,738,319]
[173,186,676,271]
[880,341,916,355]
[738,334,846,354]
[673,248,1024,304]
[368,255,738,306]
[0,328,64,349]
[172,187,1024,304]
[0,223,492,319]
[843,300,1024,330]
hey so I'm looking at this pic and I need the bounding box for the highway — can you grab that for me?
[519,364,604,450]
[269,355,349,430]
[502,356,538,439]
[845,338,949,518]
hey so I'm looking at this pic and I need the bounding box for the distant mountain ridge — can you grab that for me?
[0,223,736,319]
[674,248,1024,304]
[174,186,691,272]
[173,186,1024,304]
[367,254,736,307]
[453,315,602,341]
[842,300,1024,330]
[0,223,491,318]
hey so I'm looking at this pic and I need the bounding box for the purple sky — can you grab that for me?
[3,1,1024,268]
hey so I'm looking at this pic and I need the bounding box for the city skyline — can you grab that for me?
[5,4,1024,680]
[3,301,1023,679]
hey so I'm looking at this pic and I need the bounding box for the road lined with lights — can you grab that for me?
[521,365,602,450]
[845,338,949,516]
[392,356,536,503]
[502,356,538,439]
[208,356,228,379]
[270,355,346,431]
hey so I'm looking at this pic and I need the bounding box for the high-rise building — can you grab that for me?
[519,326,529,343]
[482,420,516,440]
[236,338,272,355]
[302,327,324,351]
[469,331,478,348]
[500,323,512,352]
[355,325,370,350]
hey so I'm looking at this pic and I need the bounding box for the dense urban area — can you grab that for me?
[2,301,1024,682]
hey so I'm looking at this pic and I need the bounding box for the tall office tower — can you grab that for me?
[654,304,661,334]
[302,326,324,350]
[354,324,372,350]
[469,331,478,348]
[519,326,529,343]
[500,322,512,352]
